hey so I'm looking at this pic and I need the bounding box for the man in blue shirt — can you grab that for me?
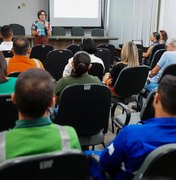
[86,74,176,180]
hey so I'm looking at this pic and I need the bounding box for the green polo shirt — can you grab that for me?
[5,117,81,160]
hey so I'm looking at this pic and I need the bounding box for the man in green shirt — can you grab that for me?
[0,68,81,162]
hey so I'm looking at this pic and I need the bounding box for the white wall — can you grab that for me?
[0,0,48,35]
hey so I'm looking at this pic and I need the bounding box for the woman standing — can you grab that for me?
[31,10,52,45]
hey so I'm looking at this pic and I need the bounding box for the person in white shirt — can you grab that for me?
[63,38,105,77]
[0,25,13,51]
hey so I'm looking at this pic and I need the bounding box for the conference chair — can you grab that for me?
[111,89,156,134]
[45,49,73,81]
[2,50,13,58]
[88,62,104,81]
[132,40,144,51]
[97,44,115,65]
[30,44,54,67]
[0,94,18,132]
[0,150,89,180]
[91,28,104,37]
[65,44,81,55]
[138,48,143,65]
[110,66,149,133]
[133,143,176,180]
[158,64,176,83]
[145,44,166,66]
[94,48,111,73]
[71,27,84,36]
[149,49,166,69]
[9,23,25,35]
[54,84,111,149]
[52,26,66,36]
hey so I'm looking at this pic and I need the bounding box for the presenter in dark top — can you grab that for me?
[31,10,52,45]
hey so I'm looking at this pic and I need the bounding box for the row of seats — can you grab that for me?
[0,24,105,37]
[52,26,105,36]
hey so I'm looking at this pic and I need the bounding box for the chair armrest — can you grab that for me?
[111,102,131,130]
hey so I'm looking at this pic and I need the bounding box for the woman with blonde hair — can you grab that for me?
[104,41,139,91]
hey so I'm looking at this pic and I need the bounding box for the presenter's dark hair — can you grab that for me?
[37,9,47,18]
[15,68,55,118]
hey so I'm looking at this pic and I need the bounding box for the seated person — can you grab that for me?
[159,29,168,45]
[0,51,17,94]
[103,41,139,95]
[55,51,102,105]
[0,25,13,51]
[7,37,44,75]
[0,68,81,162]
[85,74,176,180]
[142,32,160,65]
[145,38,176,94]
[63,38,105,77]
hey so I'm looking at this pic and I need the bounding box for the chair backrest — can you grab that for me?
[55,84,111,136]
[66,44,81,55]
[97,44,115,65]
[91,28,104,37]
[52,26,66,36]
[0,94,18,132]
[2,50,13,58]
[88,62,104,81]
[94,48,111,73]
[71,27,84,36]
[30,44,54,67]
[148,44,166,64]
[150,49,166,69]
[140,89,156,121]
[114,66,149,97]
[158,64,176,83]
[133,143,176,180]
[138,48,143,65]
[45,49,73,81]
[9,23,25,35]
[0,150,89,179]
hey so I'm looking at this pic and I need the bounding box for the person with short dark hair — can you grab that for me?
[85,74,176,180]
[0,68,81,162]
[7,37,44,75]
[0,25,13,51]
[55,51,102,104]
[31,9,52,45]
[63,38,105,77]
[0,51,16,94]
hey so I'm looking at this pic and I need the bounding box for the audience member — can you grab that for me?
[0,68,81,162]
[31,9,52,45]
[7,37,44,75]
[62,38,105,77]
[85,74,176,180]
[55,51,102,105]
[159,29,168,45]
[104,41,139,95]
[0,25,13,51]
[142,32,160,64]
[145,38,176,94]
[0,51,16,94]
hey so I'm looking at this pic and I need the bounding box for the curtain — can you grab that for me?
[108,0,159,47]
[159,0,176,39]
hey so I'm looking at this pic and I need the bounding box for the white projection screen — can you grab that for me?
[49,0,102,27]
